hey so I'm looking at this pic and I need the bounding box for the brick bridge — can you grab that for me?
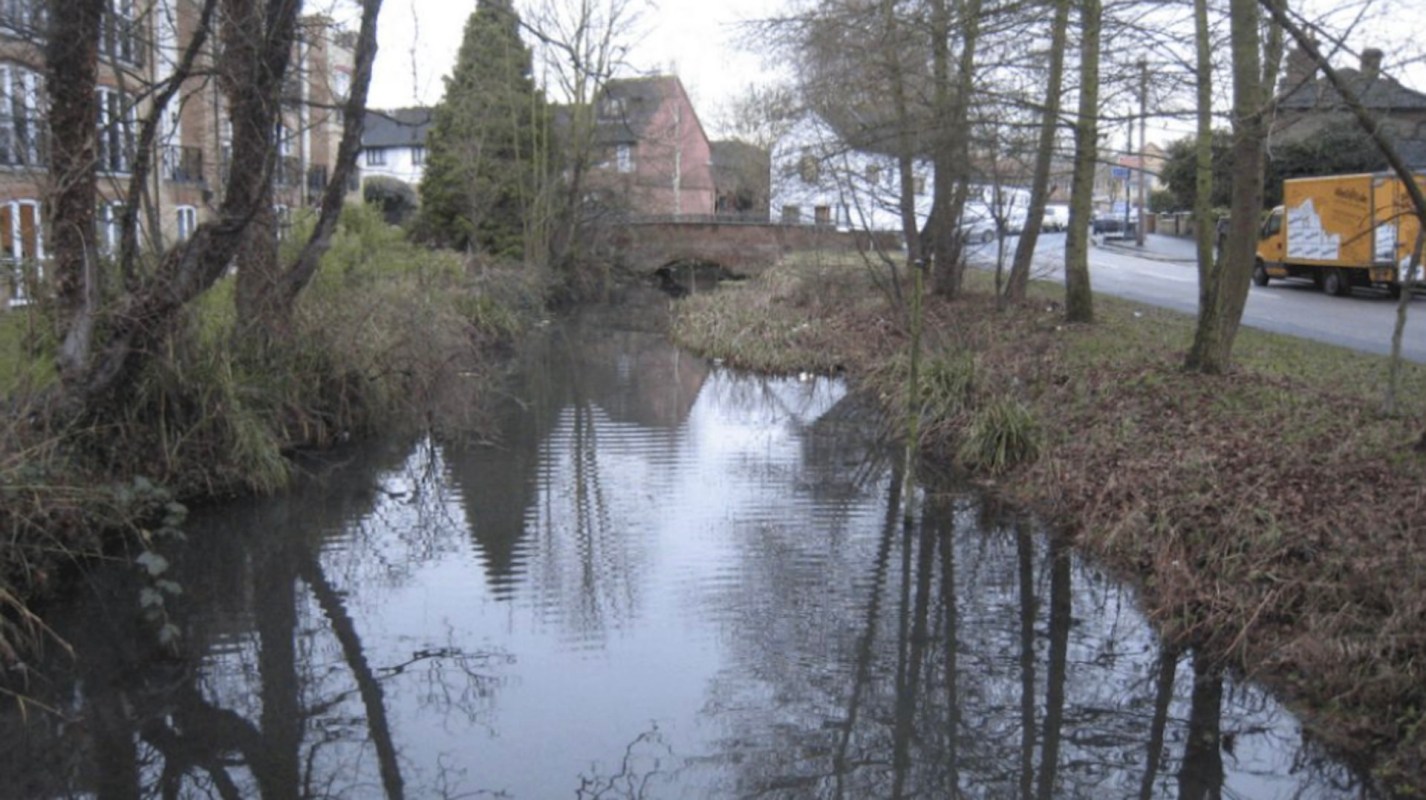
[608,219,894,277]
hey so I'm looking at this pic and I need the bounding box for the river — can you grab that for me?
[2,298,1374,798]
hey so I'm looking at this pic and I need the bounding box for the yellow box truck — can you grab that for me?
[1255,173,1423,298]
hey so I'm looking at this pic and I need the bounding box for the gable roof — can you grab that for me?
[595,76,710,148]
[362,107,433,149]
[1279,68,1426,112]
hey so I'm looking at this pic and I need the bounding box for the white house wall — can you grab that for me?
[769,113,1031,237]
[362,146,425,187]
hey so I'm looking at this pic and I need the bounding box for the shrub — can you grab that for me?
[957,395,1041,474]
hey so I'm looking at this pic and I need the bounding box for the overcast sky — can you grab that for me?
[353,0,1424,145]
[362,0,784,137]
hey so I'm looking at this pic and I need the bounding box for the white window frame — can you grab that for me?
[97,86,135,174]
[365,147,386,167]
[274,204,291,241]
[0,62,43,167]
[175,205,197,243]
[99,201,125,254]
[3,198,44,306]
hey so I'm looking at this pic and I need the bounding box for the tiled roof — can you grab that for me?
[362,107,433,148]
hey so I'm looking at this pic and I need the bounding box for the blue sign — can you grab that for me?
[1110,165,1130,180]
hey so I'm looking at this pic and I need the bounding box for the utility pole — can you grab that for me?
[1136,58,1148,247]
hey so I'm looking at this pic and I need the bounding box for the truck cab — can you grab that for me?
[1254,207,1285,286]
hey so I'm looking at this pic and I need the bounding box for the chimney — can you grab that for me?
[1361,48,1384,82]
[1281,41,1318,93]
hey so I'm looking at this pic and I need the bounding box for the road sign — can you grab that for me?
[1110,165,1130,180]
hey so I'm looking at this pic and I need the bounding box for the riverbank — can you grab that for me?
[0,208,549,662]
[672,255,1426,796]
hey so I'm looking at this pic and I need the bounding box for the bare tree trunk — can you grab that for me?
[230,0,303,338]
[1006,0,1070,304]
[1190,0,1214,294]
[1064,0,1101,324]
[49,0,106,388]
[118,0,221,289]
[928,0,982,299]
[277,0,385,308]
[882,0,923,272]
[1186,0,1265,373]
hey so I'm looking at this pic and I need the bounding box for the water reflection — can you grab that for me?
[2,306,1376,798]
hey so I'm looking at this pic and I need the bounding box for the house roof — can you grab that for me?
[595,76,709,147]
[362,107,433,148]
[1279,67,1426,112]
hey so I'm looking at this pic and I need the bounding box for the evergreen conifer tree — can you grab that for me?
[417,0,547,258]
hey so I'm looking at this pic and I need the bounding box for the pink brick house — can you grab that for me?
[591,76,716,217]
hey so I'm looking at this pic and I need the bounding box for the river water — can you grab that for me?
[4,300,1374,798]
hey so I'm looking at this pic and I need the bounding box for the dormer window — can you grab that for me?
[600,97,626,120]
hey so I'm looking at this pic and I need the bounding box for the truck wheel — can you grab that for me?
[1253,260,1270,287]
[1323,268,1351,297]
[1387,284,1402,300]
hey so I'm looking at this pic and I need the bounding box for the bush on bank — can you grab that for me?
[672,255,1426,796]
[0,204,547,654]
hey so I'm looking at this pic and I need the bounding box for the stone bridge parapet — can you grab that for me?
[609,219,897,277]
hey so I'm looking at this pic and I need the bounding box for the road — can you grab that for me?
[970,232,1426,364]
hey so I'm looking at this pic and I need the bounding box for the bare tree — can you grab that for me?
[1005,0,1071,305]
[1184,0,1276,372]
[1064,0,1103,324]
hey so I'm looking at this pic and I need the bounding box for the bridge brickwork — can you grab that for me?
[609,221,897,277]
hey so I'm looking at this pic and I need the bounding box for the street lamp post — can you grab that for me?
[1136,58,1148,247]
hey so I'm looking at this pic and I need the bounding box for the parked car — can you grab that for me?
[1042,204,1070,232]
[962,201,1026,244]
[1093,212,1137,238]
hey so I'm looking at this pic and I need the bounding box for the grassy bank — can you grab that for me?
[673,254,1426,796]
[1,206,547,661]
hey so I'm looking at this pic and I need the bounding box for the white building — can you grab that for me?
[768,111,1030,241]
[360,107,432,187]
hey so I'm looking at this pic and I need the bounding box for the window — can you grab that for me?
[599,97,626,120]
[103,0,142,67]
[616,144,632,174]
[2,199,43,306]
[1,0,46,39]
[365,147,386,166]
[781,205,801,224]
[274,204,291,241]
[0,62,42,167]
[1260,208,1282,239]
[410,145,425,166]
[175,205,197,243]
[97,86,135,173]
[98,201,124,254]
[815,205,832,227]
[798,154,820,184]
[277,120,294,157]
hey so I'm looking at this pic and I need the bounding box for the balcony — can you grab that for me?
[162,144,203,183]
